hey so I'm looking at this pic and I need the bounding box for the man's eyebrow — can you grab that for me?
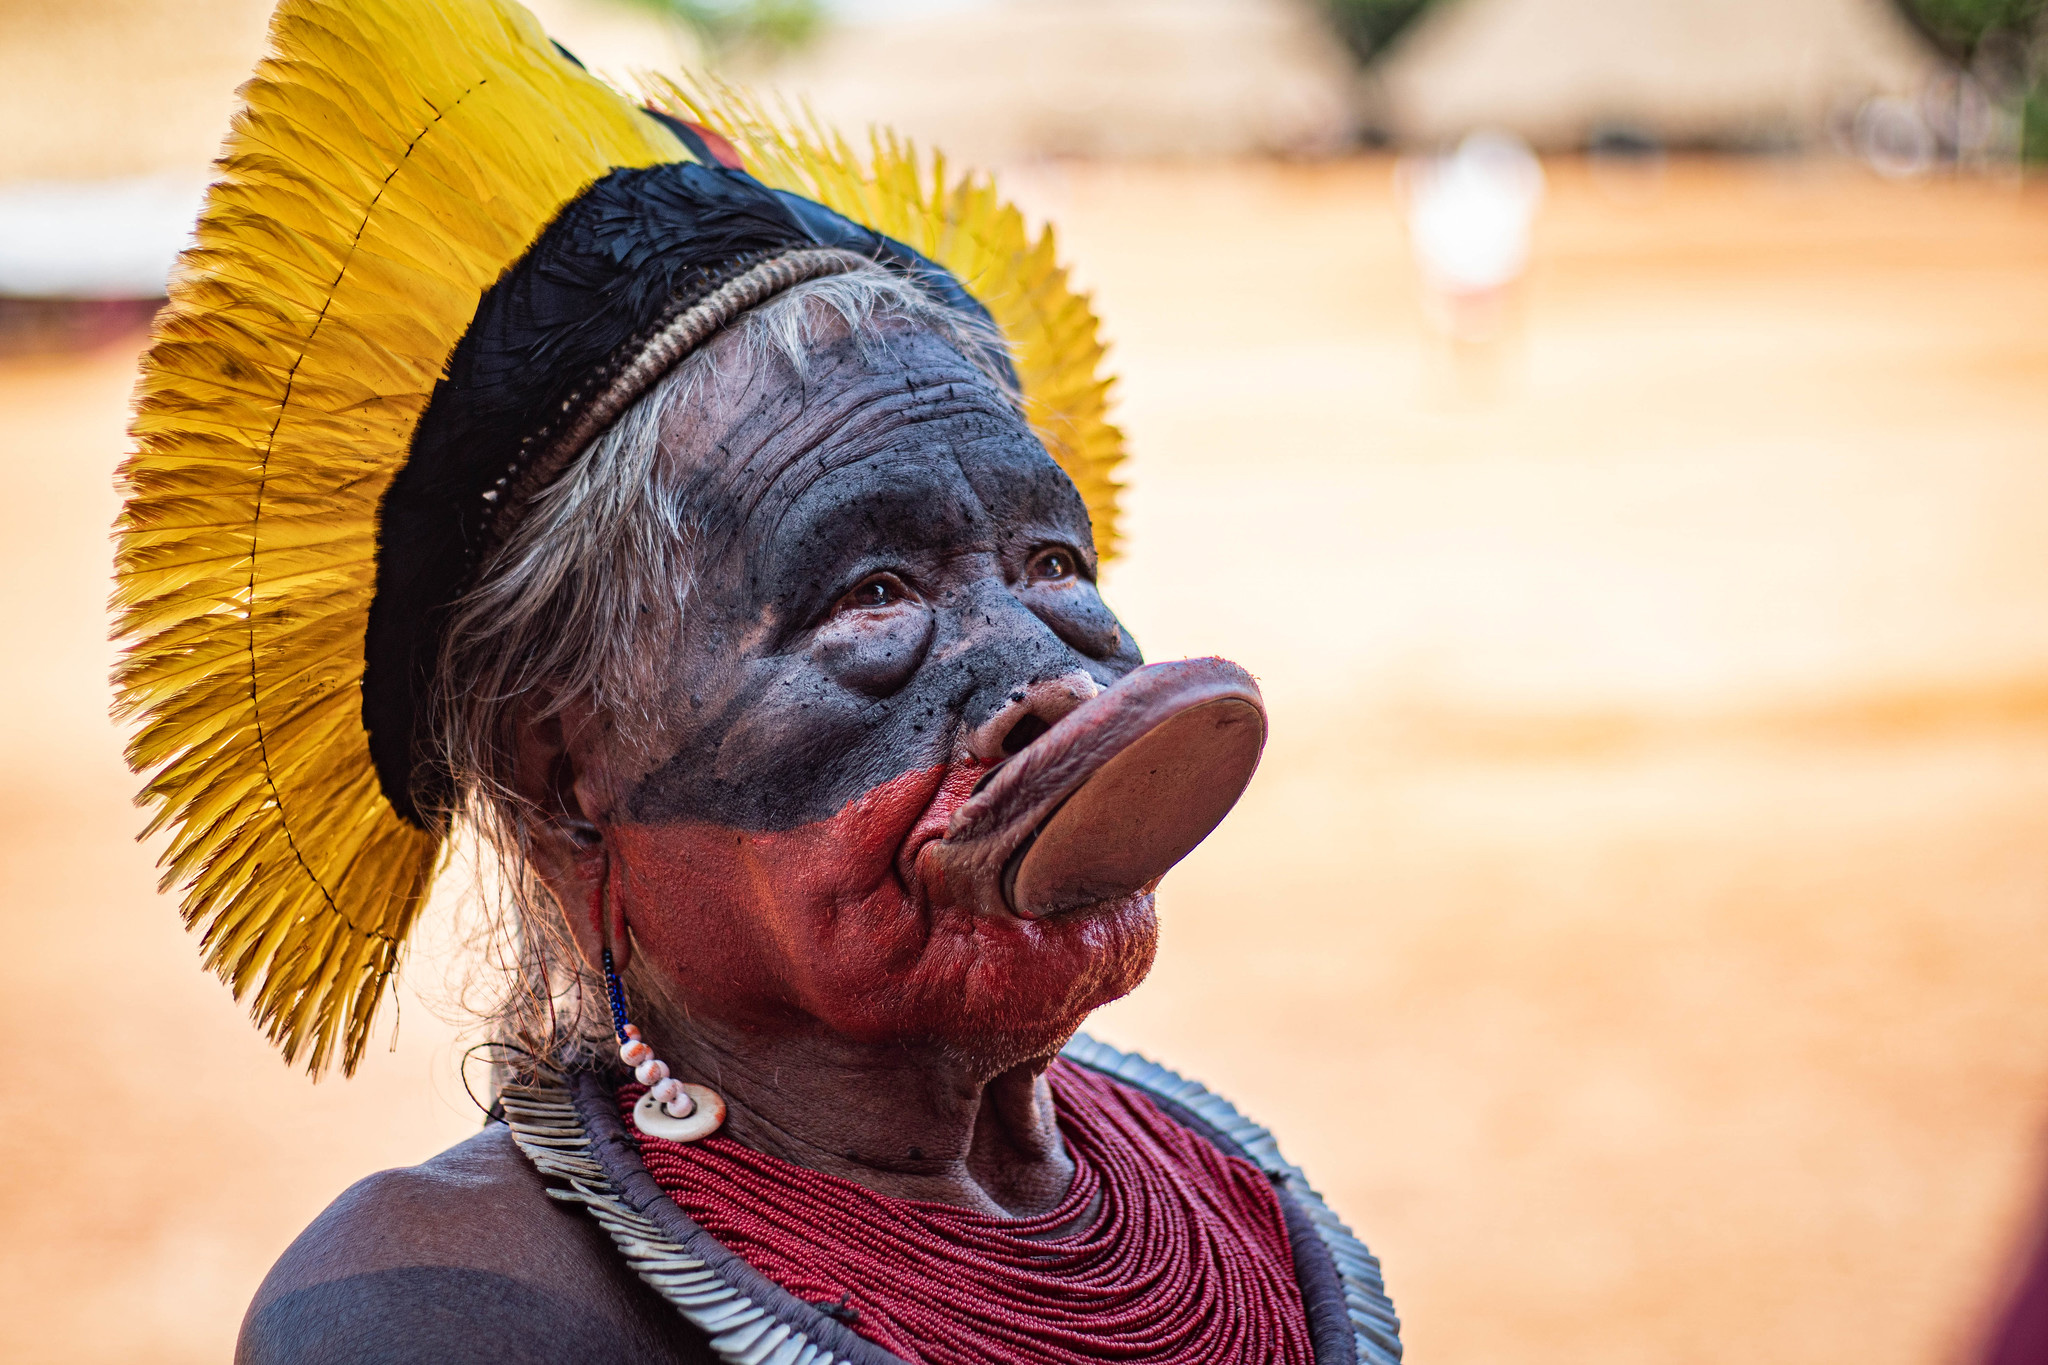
[752,388,1012,550]
[770,458,974,569]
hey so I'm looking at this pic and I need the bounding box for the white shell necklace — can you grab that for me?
[603,948,726,1142]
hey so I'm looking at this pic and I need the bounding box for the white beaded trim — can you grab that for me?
[501,1076,864,1365]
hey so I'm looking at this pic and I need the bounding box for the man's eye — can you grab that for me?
[838,574,908,612]
[1028,548,1078,582]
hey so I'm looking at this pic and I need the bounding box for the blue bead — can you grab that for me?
[601,947,633,1042]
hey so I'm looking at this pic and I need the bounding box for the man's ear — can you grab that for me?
[508,698,632,970]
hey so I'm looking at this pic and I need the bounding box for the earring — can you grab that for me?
[603,947,725,1142]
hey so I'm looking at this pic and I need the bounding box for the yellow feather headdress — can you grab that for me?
[112,0,1124,1076]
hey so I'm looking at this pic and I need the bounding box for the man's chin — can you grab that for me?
[935,1019,1092,1079]
[825,890,1160,1073]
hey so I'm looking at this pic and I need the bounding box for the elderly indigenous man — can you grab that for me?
[112,3,1401,1363]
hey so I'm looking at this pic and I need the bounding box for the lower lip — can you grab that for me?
[900,762,1023,915]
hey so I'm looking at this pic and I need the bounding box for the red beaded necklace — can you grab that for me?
[623,1059,1314,1365]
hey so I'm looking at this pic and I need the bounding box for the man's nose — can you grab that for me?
[962,672,1102,765]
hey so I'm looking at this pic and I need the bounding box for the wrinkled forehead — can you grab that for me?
[664,322,1093,597]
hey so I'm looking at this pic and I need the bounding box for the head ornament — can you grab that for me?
[112,0,1124,1074]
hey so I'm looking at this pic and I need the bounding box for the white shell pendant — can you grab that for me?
[605,953,726,1143]
[633,1082,726,1142]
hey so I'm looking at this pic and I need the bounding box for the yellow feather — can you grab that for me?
[114,0,684,1075]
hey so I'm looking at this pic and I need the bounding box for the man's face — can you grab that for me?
[606,322,1153,1060]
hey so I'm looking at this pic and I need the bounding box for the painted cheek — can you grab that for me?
[610,762,1157,1044]
[812,604,934,697]
[612,764,949,1017]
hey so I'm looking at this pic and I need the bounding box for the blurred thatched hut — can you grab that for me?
[1375,0,1943,149]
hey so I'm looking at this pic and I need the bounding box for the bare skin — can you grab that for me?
[238,1126,716,1365]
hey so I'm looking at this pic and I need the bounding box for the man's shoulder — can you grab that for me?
[236,1124,710,1365]
[251,1123,563,1282]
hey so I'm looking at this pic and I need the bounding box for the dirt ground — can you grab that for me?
[2,157,2046,1365]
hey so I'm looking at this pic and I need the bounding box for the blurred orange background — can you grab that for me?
[4,3,2048,1364]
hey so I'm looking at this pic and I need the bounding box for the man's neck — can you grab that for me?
[643,1007,1078,1219]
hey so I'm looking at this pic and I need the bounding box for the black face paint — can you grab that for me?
[625,326,1142,830]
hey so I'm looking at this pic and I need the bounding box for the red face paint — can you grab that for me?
[612,757,1158,1057]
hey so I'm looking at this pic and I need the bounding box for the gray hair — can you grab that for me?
[431,261,1016,1071]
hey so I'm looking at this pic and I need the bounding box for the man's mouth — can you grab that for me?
[919,658,1266,920]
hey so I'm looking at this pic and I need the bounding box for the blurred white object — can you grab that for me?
[0,178,204,299]
[1400,132,1546,296]
[1853,95,1937,177]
